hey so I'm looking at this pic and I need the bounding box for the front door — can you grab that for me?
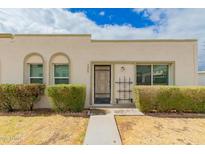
[94,65,111,104]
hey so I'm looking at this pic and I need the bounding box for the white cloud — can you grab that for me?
[99,11,105,16]
[0,8,157,38]
[0,8,205,70]
[133,8,205,70]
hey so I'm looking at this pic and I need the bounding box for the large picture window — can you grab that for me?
[153,65,169,85]
[136,64,169,85]
[136,65,151,85]
[54,64,69,84]
[29,64,43,84]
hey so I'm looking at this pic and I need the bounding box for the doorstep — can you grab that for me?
[89,108,144,116]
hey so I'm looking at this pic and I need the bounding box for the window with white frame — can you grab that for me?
[136,64,169,85]
[29,64,43,84]
[54,64,69,84]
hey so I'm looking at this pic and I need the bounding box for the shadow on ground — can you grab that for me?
[0,108,89,117]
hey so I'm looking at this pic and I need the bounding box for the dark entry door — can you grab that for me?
[94,65,111,104]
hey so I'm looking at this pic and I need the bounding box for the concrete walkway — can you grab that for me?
[83,108,144,145]
[83,113,122,145]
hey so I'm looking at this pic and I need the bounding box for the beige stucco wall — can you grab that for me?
[0,34,198,108]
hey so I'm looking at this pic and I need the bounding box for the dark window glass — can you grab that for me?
[54,64,69,84]
[136,65,151,85]
[30,64,43,77]
[30,64,43,84]
[153,65,169,85]
[54,79,69,84]
[30,78,43,84]
[54,65,69,77]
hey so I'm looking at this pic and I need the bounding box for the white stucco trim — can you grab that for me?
[23,53,45,84]
[49,52,70,85]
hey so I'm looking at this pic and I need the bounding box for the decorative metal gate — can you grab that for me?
[94,65,111,104]
[115,76,133,104]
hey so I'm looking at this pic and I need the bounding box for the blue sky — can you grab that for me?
[69,8,155,28]
[0,8,205,70]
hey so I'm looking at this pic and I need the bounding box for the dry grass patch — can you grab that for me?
[116,115,205,145]
[0,114,88,144]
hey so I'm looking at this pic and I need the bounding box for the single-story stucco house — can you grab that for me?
[0,33,198,108]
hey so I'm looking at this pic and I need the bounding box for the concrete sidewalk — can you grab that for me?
[83,114,122,145]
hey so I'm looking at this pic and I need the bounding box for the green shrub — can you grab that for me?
[0,84,17,111]
[0,84,45,112]
[133,86,205,113]
[46,84,86,112]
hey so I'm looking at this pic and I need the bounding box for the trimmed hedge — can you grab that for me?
[0,84,45,112]
[46,84,86,112]
[134,86,205,113]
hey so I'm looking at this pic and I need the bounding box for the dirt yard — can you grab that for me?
[0,114,88,144]
[116,115,205,145]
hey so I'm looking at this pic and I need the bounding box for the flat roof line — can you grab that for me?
[14,34,91,37]
[91,39,197,42]
[0,33,197,42]
[0,33,91,38]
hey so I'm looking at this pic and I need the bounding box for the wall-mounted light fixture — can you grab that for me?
[120,66,125,72]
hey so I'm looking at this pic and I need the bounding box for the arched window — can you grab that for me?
[24,53,45,84]
[49,53,70,84]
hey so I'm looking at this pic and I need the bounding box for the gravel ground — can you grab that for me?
[116,115,205,145]
[0,114,88,144]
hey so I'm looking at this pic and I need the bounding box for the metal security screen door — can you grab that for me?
[94,65,111,104]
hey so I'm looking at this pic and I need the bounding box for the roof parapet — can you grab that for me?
[0,33,91,38]
[0,33,197,42]
[14,34,91,37]
[91,39,197,42]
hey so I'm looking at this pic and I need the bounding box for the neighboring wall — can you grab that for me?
[0,34,198,107]
[198,71,205,85]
